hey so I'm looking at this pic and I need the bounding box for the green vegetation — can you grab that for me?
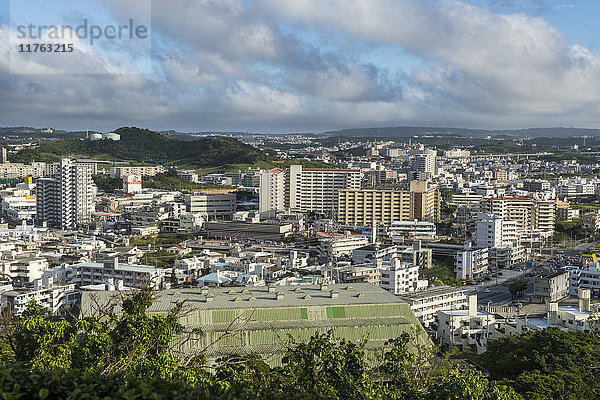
[508,279,527,299]
[0,288,524,399]
[421,264,455,279]
[433,276,462,287]
[11,127,272,168]
[127,235,194,248]
[143,169,233,192]
[92,174,122,193]
[570,204,600,212]
[477,328,600,399]
[554,218,592,242]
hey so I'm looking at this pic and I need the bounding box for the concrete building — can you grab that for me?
[456,242,489,280]
[185,192,236,220]
[337,265,381,285]
[318,235,370,258]
[337,181,440,227]
[567,257,600,297]
[204,221,293,241]
[400,241,433,270]
[437,294,495,354]
[122,174,142,193]
[399,285,467,327]
[36,159,95,229]
[70,260,167,290]
[80,283,430,365]
[388,220,437,241]
[258,165,361,216]
[522,180,551,192]
[475,212,523,268]
[287,165,361,215]
[1,283,78,316]
[480,197,555,238]
[499,289,592,337]
[379,260,422,294]
[259,168,286,219]
[109,165,167,178]
[532,270,569,303]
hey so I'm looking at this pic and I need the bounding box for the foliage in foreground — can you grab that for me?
[0,287,579,400]
[479,328,600,400]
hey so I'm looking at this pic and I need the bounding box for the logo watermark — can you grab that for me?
[10,0,152,75]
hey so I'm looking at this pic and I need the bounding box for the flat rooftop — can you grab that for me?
[80,283,408,315]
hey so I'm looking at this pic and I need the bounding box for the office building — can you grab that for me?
[185,192,236,220]
[36,159,95,229]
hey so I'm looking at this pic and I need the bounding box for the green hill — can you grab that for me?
[10,127,273,167]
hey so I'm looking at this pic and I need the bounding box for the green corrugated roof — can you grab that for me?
[80,283,409,315]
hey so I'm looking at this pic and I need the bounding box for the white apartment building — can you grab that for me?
[567,258,600,297]
[0,257,48,283]
[259,165,361,216]
[259,168,286,218]
[288,165,361,215]
[475,213,524,268]
[399,285,467,327]
[411,149,437,177]
[388,220,437,241]
[379,260,423,294]
[480,197,555,238]
[475,213,518,248]
[456,242,489,280]
[36,159,95,229]
[1,283,78,316]
[437,294,496,354]
[70,259,167,290]
[318,235,370,258]
[110,165,167,178]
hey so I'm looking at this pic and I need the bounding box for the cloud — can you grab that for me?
[0,0,599,132]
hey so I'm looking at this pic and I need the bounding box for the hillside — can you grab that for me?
[10,127,273,167]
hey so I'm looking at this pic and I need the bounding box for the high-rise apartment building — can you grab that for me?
[36,159,95,229]
[259,168,286,218]
[475,213,518,248]
[259,165,361,217]
[480,197,555,236]
[337,181,440,227]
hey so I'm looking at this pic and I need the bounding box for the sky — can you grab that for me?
[1,0,600,133]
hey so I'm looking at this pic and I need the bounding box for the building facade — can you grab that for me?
[36,159,95,229]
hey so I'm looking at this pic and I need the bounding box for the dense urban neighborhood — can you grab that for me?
[0,127,600,398]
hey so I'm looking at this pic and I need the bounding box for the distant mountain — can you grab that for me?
[10,127,272,167]
[321,126,600,138]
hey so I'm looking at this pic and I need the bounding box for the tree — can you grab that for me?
[480,328,600,399]
[508,279,527,299]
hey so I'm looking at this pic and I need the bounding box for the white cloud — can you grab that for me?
[1,0,600,131]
